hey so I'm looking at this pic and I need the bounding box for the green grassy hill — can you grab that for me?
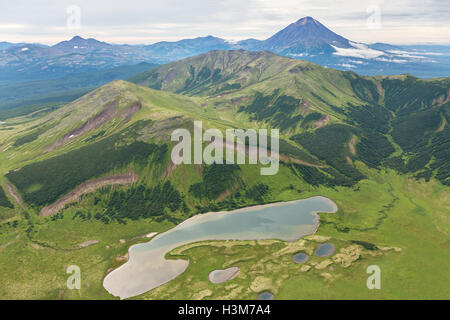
[133,50,449,186]
[0,51,448,300]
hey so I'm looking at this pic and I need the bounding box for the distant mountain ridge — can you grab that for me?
[1,17,449,83]
[53,35,112,51]
[0,62,156,120]
[252,16,352,54]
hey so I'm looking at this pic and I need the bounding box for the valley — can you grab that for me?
[0,50,448,300]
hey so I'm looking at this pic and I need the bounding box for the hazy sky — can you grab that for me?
[0,0,449,45]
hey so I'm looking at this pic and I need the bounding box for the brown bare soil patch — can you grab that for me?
[30,243,45,250]
[219,139,323,168]
[45,101,141,153]
[78,240,99,248]
[0,241,13,253]
[196,164,203,176]
[162,161,178,179]
[116,252,129,262]
[314,114,329,128]
[436,89,450,106]
[435,115,447,133]
[346,156,353,165]
[5,183,25,210]
[40,171,138,217]
[164,69,176,86]
[300,100,310,115]
[46,101,117,152]
[349,137,356,155]
[279,154,324,168]
[216,183,239,202]
[120,102,142,122]
[375,82,383,96]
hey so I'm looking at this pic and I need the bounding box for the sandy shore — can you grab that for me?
[208,267,240,284]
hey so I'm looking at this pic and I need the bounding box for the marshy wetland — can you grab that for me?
[103,196,337,299]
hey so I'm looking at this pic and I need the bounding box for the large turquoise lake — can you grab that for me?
[103,196,337,299]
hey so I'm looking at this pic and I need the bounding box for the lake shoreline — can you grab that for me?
[174,196,338,238]
[103,195,338,299]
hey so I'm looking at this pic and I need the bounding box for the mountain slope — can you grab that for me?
[132,50,450,186]
[2,51,448,214]
[53,35,112,51]
[145,36,231,62]
[2,18,449,83]
[130,50,302,95]
[0,80,203,210]
[0,37,153,82]
[258,16,352,54]
[0,54,448,300]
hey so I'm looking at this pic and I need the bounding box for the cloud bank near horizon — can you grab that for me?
[0,0,449,45]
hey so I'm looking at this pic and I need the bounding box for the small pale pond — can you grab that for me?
[292,252,309,263]
[314,243,335,257]
[258,291,274,300]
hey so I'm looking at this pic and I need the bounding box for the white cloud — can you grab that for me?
[332,42,385,59]
[0,0,448,44]
[336,63,356,68]
[348,59,365,64]
[375,57,409,63]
